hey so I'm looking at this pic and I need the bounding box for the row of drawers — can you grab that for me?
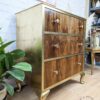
[44,34,84,59]
[45,8,84,35]
[44,54,84,88]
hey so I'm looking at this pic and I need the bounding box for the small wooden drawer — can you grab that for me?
[78,55,84,72]
[44,34,59,59]
[45,8,84,36]
[69,37,84,54]
[68,17,79,35]
[44,35,84,59]
[44,60,58,88]
[77,36,84,53]
[44,55,83,88]
[57,58,71,82]
[45,8,59,32]
[79,20,84,36]
[45,8,69,33]
[44,58,71,89]
[44,35,70,59]
[70,55,84,75]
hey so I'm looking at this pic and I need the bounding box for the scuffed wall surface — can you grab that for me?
[0,0,86,51]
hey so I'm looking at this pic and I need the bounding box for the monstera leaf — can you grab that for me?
[6,69,25,81]
[11,49,25,59]
[12,62,32,72]
[0,41,15,52]
[3,82,14,96]
[0,37,32,96]
[0,54,5,61]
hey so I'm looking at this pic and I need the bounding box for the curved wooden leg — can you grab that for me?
[40,90,50,100]
[91,52,95,75]
[16,80,22,92]
[80,72,85,84]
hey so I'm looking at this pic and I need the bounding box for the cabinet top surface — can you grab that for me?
[16,2,86,20]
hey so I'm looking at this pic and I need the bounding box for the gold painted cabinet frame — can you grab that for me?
[16,3,86,100]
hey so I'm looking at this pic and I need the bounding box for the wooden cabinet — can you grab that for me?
[16,3,86,100]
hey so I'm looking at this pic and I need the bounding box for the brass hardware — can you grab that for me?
[78,43,83,46]
[79,25,84,29]
[78,62,81,65]
[53,70,59,75]
[52,43,60,48]
[52,18,60,24]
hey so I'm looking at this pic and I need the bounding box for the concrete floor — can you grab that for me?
[8,67,100,100]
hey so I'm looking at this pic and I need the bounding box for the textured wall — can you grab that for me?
[0,0,86,51]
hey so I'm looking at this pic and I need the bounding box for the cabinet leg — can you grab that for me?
[40,90,50,100]
[91,66,93,75]
[91,52,95,75]
[16,80,21,92]
[80,72,85,84]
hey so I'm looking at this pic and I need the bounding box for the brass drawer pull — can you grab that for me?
[78,62,82,65]
[53,70,59,75]
[52,18,60,24]
[52,43,60,48]
[78,43,83,46]
[79,25,84,29]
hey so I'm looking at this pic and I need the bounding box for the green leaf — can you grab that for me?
[0,37,3,45]
[5,55,10,70]
[12,62,32,72]
[0,37,2,42]
[0,54,5,61]
[6,53,14,68]
[3,82,14,96]
[11,49,25,59]
[7,69,25,81]
[0,41,15,52]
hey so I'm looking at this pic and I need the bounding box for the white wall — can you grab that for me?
[0,0,87,51]
[56,0,86,17]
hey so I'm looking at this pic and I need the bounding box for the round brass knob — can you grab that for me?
[52,43,60,48]
[78,43,83,46]
[53,70,59,75]
[79,25,84,29]
[52,18,60,24]
[78,62,82,65]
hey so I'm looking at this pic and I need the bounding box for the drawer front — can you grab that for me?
[44,35,70,59]
[65,17,84,35]
[44,35,59,59]
[45,8,60,32]
[45,8,70,33]
[45,8,85,36]
[77,36,84,53]
[79,20,85,36]
[44,55,84,89]
[44,58,71,89]
[70,36,84,54]
[44,35,84,59]
[69,17,79,35]
[44,60,57,89]
[57,58,71,82]
[78,55,84,72]
[70,55,84,75]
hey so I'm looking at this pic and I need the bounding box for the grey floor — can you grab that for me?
[7,86,38,100]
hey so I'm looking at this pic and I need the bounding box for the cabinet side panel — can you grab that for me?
[16,5,43,89]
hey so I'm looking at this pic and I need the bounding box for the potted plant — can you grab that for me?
[0,37,32,99]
